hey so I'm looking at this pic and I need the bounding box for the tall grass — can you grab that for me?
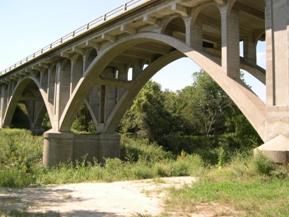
[0,129,42,187]
[0,129,204,188]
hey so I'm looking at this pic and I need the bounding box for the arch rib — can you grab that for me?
[60,33,266,140]
[105,51,183,132]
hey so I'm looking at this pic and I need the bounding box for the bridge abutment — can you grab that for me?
[254,0,289,164]
[43,131,120,167]
[255,107,289,164]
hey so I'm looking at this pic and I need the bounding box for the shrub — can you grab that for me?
[154,162,172,177]
[172,153,204,177]
[132,164,154,179]
[120,136,173,163]
[253,154,275,176]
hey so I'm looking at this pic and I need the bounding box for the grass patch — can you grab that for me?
[165,154,289,217]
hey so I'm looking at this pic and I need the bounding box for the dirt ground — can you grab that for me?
[0,177,196,217]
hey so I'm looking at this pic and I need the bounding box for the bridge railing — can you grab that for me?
[0,0,147,76]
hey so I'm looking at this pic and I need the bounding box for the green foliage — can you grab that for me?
[178,72,231,136]
[0,129,42,187]
[120,71,261,164]
[253,154,275,176]
[171,152,204,176]
[120,81,180,141]
[41,113,52,130]
[71,104,96,134]
[120,136,173,163]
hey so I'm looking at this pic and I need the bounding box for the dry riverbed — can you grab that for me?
[0,177,196,217]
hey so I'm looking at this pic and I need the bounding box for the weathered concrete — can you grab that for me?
[254,135,289,164]
[43,131,120,167]
[0,0,289,165]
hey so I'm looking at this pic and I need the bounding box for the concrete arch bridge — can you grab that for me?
[0,0,288,166]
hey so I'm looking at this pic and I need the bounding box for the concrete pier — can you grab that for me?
[43,131,120,167]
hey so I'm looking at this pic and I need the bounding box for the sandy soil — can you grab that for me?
[0,177,196,217]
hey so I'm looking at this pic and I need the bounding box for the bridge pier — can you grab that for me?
[43,131,120,167]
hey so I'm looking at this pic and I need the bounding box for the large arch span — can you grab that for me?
[60,32,266,140]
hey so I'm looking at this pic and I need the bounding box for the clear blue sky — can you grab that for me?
[0,0,266,100]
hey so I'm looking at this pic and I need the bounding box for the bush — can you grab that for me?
[154,162,172,177]
[132,164,154,179]
[120,136,173,163]
[253,154,275,176]
[160,133,212,155]
[172,153,204,177]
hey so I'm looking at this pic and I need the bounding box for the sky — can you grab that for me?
[0,0,266,101]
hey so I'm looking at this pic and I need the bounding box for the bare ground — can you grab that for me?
[0,177,196,217]
[0,177,240,217]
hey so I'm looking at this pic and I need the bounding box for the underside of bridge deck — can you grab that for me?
[0,0,289,166]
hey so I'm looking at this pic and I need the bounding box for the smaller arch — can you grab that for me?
[162,16,186,42]
[2,77,54,130]
[101,66,118,79]
[84,48,98,72]
[195,3,222,53]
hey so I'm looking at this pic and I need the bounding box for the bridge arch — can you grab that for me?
[163,16,186,42]
[105,51,184,133]
[2,76,54,130]
[59,32,266,140]
[195,3,222,54]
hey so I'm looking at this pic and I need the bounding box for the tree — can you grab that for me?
[120,71,262,159]
[180,71,233,137]
[71,104,96,134]
[120,81,178,142]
